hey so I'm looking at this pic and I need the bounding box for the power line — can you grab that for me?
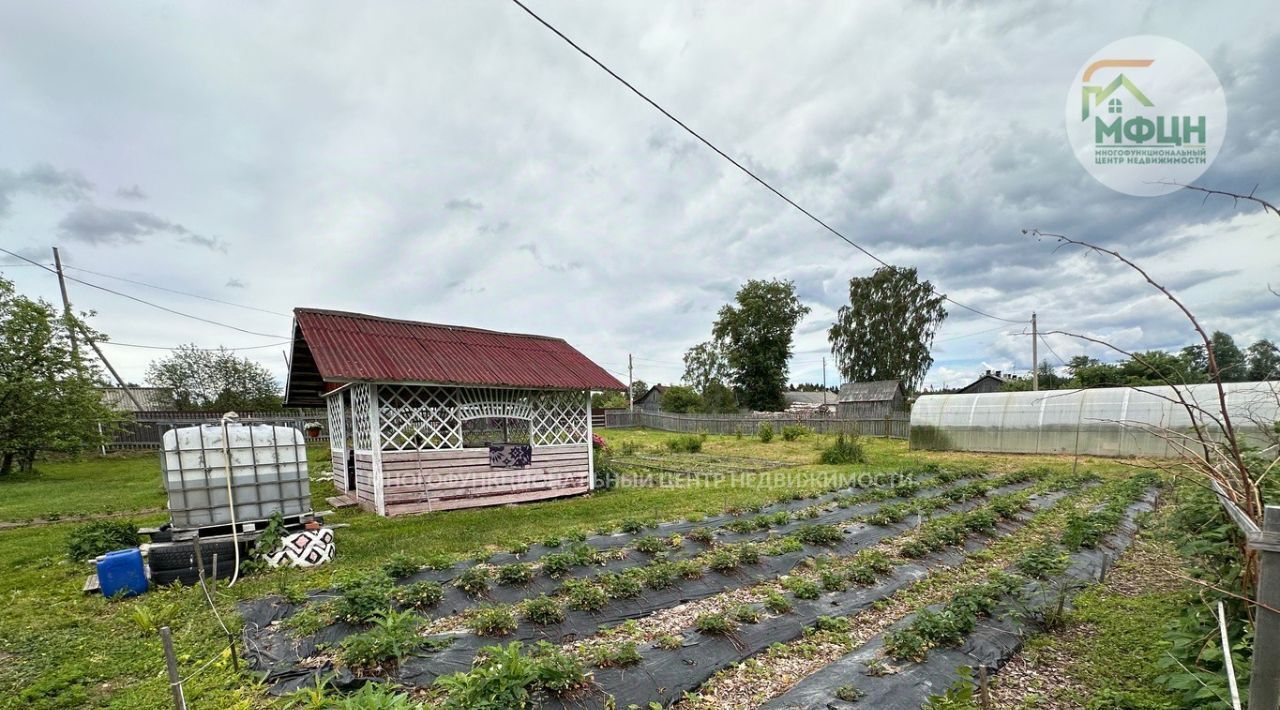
[1038,333,1069,367]
[508,0,1026,326]
[0,247,288,339]
[61,264,289,317]
[933,323,1016,344]
[100,340,295,352]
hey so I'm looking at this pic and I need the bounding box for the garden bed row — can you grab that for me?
[764,477,1157,708]
[241,468,1057,694]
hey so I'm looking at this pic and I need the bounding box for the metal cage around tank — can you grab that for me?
[157,416,313,530]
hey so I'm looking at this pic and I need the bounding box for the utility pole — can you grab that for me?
[628,353,634,412]
[822,357,828,406]
[1031,311,1039,391]
[52,247,78,359]
[52,246,143,411]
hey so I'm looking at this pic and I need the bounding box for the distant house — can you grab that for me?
[98,387,173,412]
[783,391,833,412]
[634,384,668,412]
[836,380,907,419]
[958,370,1019,395]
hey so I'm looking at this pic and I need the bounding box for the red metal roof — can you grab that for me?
[291,308,625,391]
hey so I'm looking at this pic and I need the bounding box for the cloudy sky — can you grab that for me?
[0,1,1276,394]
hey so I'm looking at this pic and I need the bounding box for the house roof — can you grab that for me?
[284,308,625,406]
[635,384,668,402]
[783,391,831,406]
[836,380,904,403]
[957,373,1005,394]
[98,387,173,412]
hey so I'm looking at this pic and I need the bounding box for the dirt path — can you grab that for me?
[0,507,163,531]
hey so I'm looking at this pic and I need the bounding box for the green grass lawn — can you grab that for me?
[0,429,1151,709]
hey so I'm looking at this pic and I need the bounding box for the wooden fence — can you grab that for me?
[101,409,328,450]
[604,410,910,439]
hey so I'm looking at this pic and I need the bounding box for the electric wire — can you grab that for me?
[0,247,288,339]
[507,0,1026,326]
[61,264,289,317]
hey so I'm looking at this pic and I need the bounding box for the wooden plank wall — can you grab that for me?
[353,452,379,513]
[331,450,347,491]
[378,443,590,517]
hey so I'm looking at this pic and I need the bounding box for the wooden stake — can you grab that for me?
[1218,601,1242,710]
[159,626,186,710]
[978,664,992,709]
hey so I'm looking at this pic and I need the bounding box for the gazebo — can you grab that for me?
[284,308,624,517]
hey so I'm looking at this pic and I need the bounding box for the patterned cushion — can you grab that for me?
[489,443,532,468]
[264,528,335,568]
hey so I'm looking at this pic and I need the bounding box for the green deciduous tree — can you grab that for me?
[682,341,730,394]
[712,280,810,412]
[629,379,649,403]
[0,277,114,474]
[828,267,946,393]
[1209,330,1247,382]
[146,345,282,411]
[1246,338,1279,381]
[659,385,703,413]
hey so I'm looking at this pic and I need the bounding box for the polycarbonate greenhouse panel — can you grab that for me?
[909,381,1279,457]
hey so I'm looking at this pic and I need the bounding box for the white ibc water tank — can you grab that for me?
[161,422,311,529]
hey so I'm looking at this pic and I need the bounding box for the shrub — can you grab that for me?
[735,543,762,565]
[542,536,562,548]
[730,604,761,624]
[507,540,531,555]
[335,571,395,623]
[599,571,644,600]
[883,628,930,661]
[794,524,844,546]
[563,580,609,612]
[836,684,865,702]
[424,553,455,571]
[687,526,715,544]
[818,433,865,465]
[781,424,810,441]
[468,604,518,636]
[666,434,704,453]
[338,609,424,670]
[496,563,534,586]
[857,549,894,574]
[811,615,851,633]
[694,612,736,635]
[394,581,444,610]
[530,641,587,695]
[654,634,683,650]
[619,519,648,535]
[820,569,847,591]
[588,641,642,668]
[757,422,774,443]
[434,641,540,708]
[454,566,492,596]
[67,520,141,561]
[845,563,877,586]
[672,559,705,579]
[639,562,678,590]
[539,552,575,578]
[784,576,821,600]
[633,536,665,554]
[381,552,422,579]
[1016,544,1071,579]
[521,595,566,626]
[707,548,739,573]
[763,590,793,614]
[898,538,932,559]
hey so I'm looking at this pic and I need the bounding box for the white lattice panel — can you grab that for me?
[379,385,461,451]
[455,387,535,421]
[325,394,346,452]
[349,383,374,451]
[531,390,588,446]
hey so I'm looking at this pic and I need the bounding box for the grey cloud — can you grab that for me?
[57,203,226,251]
[225,278,246,288]
[444,197,483,212]
[116,184,147,200]
[0,163,93,217]
[517,242,582,273]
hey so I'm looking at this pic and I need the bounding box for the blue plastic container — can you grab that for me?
[97,548,148,598]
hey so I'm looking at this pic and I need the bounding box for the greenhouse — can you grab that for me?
[909,381,1280,457]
